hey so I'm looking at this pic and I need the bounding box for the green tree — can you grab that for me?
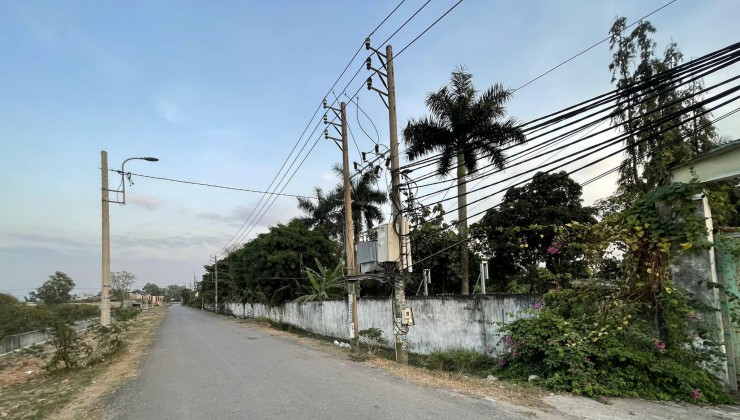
[472,172,595,292]
[406,203,480,296]
[294,258,346,302]
[608,17,718,200]
[403,67,526,294]
[110,271,136,302]
[142,282,162,296]
[297,186,343,239]
[206,220,340,306]
[27,271,75,304]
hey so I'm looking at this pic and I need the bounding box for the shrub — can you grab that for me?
[45,321,90,370]
[87,323,128,365]
[113,306,140,321]
[358,328,387,354]
[493,285,733,404]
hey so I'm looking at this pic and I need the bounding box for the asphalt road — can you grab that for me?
[105,306,524,420]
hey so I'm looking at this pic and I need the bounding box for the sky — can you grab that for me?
[1,0,738,298]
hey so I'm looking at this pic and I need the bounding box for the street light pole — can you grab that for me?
[101,152,159,326]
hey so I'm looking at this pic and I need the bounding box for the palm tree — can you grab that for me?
[297,187,343,239]
[402,67,526,294]
[331,164,387,246]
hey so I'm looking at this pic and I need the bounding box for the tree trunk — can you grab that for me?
[457,152,469,295]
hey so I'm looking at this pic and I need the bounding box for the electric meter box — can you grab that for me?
[376,223,400,263]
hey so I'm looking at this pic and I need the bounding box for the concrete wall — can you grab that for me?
[223,295,537,356]
[0,317,100,356]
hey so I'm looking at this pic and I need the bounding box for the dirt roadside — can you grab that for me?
[237,318,740,420]
[0,306,167,420]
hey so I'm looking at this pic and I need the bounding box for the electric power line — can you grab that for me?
[112,171,315,199]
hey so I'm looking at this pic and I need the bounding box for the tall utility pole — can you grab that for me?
[213,256,219,313]
[365,39,408,364]
[340,102,356,277]
[101,151,111,326]
[386,44,408,364]
[341,102,359,346]
[325,100,359,344]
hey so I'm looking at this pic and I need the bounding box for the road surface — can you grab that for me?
[105,305,525,419]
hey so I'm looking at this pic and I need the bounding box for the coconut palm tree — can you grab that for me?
[331,164,387,246]
[402,67,526,294]
[297,187,343,239]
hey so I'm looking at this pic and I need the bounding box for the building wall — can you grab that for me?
[224,295,537,356]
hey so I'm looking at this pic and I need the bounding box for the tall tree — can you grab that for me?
[297,187,343,239]
[403,67,526,294]
[27,271,75,304]
[608,17,718,199]
[473,172,595,292]
[142,283,162,296]
[110,271,136,302]
[207,220,340,306]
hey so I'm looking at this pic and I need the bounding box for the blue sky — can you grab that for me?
[1,0,738,298]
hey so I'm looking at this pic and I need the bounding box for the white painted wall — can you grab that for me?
[224,295,537,356]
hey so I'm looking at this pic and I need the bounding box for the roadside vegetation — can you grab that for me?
[0,305,165,420]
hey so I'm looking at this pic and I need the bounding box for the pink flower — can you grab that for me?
[691,389,701,400]
[511,350,519,359]
[547,246,559,255]
[533,302,543,310]
[653,339,666,352]
[583,356,591,364]
[599,396,608,404]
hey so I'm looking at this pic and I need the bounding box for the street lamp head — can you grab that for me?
[143,157,159,162]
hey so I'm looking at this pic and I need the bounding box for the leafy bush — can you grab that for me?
[87,323,128,365]
[113,306,140,321]
[425,349,495,374]
[45,321,90,370]
[358,327,387,354]
[493,285,733,404]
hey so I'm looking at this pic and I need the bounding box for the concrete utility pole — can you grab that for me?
[101,151,111,326]
[340,102,360,346]
[213,256,219,313]
[423,269,430,296]
[480,260,489,295]
[325,99,360,345]
[366,39,408,363]
[385,44,408,364]
[340,102,357,277]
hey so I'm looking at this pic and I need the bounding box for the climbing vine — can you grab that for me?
[492,183,734,404]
